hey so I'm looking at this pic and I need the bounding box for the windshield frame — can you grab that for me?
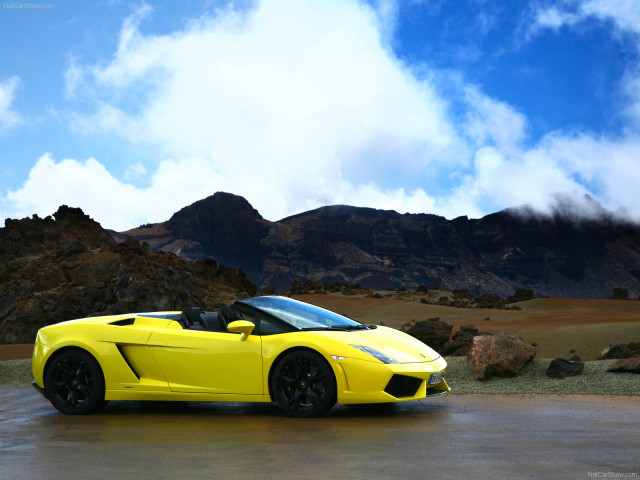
[235,296,368,331]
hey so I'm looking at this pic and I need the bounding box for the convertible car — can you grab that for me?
[32,296,449,417]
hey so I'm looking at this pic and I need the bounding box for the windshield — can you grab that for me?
[237,296,367,330]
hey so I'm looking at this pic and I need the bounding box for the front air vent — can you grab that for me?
[110,318,135,326]
[384,375,422,398]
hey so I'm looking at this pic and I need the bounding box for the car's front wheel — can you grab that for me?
[271,350,336,417]
[44,349,106,415]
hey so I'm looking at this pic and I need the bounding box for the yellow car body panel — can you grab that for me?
[32,304,449,413]
[147,330,263,394]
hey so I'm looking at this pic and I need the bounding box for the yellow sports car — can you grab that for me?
[32,296,449,417]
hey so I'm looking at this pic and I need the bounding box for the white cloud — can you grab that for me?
[0,76,22,134]
[63,0,464,223]
[529,0,640,37]
[463,86,529,151]
[496,0,640,222]
[534,132,640,220]
[2,154,227,230]
[5,0,640,230]
[64,57,85,99]
[528,1,640,125]
[372,0,400,44]
[124,162,146,181]
[439,128,640,224]
[532,6,579,32]
[580,0,640,35]
[440,144,587,220]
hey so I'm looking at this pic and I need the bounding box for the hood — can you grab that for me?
[311,326,441,363]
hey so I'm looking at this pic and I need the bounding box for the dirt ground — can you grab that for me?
[293,294,640,360]
[0,343,33,360]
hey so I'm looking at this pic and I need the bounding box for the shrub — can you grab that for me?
[609,287,629,300]
[505,288,535,304]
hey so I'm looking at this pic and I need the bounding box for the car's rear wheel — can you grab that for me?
[271,350,336,417]
[44,349,105,415]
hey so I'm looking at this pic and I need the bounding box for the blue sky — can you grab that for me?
[1,0,640,230]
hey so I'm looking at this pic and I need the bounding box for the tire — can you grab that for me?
[271,350,336,417]
[44,349,106,415]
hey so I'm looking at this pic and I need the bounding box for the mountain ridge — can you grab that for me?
[117,192,640,298]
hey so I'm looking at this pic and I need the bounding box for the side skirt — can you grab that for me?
[104,390,273,403]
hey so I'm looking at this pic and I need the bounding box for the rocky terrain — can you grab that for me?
[117,192,640,298]
[0,206,256,344]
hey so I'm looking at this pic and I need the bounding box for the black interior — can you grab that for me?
[201,312,225,331]
[218,306,241,325]
[180,308,227,332]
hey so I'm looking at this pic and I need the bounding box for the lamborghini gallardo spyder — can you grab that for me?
[32,296,449,417]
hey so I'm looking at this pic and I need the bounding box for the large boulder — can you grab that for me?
[607,358,640,374]
[401,318,452,354]
[469,332,536,381]
[545,358,584,379]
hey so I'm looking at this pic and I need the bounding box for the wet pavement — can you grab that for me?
[1,388,638,480]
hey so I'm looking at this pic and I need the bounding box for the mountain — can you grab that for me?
[117,192,640,298]
[0,205,256,344]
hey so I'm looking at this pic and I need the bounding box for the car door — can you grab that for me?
[147,329,263,394]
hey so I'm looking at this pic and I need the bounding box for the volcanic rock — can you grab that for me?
[607,358,640,374]
[442,325,487,356]
[545,358,585,379]
[469,332,536,381]
[0,206,257,343]
[599,341,640,360]
[401,318,452,354]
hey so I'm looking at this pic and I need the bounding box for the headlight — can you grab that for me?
[349,345,398,364]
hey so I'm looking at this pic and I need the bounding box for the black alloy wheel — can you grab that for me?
[44,349,105,415]
[272,350,336,417]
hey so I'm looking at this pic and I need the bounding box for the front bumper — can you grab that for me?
[331,355,450,404]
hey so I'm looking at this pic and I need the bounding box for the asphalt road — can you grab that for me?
[0,388,638,480]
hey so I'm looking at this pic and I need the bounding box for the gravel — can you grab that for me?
[2,357,639,395]
[445,356,640,395]
[0,359,33,388]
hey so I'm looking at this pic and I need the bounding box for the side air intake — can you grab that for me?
[116,345,140,380]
